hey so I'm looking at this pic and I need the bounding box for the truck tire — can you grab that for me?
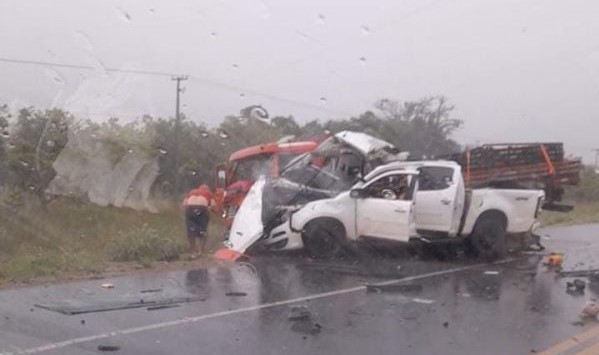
[470,213,507,261]
[302,219,346,259]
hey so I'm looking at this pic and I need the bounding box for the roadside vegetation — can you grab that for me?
[540,167,599,226]
[0,196,225,284]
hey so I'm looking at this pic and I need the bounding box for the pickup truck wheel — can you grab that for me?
[302,219,346,259]
[470,214,507,261]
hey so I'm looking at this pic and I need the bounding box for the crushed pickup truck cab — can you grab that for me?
[225,132,546,260]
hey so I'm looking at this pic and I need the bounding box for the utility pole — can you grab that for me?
[172,75,188,195]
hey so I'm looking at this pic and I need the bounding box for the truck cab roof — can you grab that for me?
[229,141,318,162]
[363,160,458,181]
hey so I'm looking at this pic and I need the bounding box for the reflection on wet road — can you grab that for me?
[0,224,598,354]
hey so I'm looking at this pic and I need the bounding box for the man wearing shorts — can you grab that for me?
[182,184,214,257]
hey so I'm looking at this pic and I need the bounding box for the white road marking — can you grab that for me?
[1,258,516,355]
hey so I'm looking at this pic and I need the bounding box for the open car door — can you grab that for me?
[226,177,266,254]
[354,171,418,243]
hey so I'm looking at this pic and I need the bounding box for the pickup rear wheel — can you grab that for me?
[470,213,507,261]
[302,219,346,259]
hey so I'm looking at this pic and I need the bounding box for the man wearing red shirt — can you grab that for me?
[182,184,214,257]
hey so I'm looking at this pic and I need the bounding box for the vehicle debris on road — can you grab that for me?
[225,291,247,297]
[288,306,311,321]
[365,283,423,293]
[147,304,181,311]
[97,344,121,352]
[566,279,586,293]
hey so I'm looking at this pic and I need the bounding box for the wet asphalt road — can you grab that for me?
[0,224,598,355]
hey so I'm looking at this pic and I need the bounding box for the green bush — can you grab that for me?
[107,224,185,264]
[2,250,64,281]
[0,226,17,255]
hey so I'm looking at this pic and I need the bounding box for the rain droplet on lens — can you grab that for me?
[359,56,367,64]
[317,14,325,24]
[20,160,29,167]
[200,131,209,138]
[128,148,134,153]
[116,7,132,22]
[240,93,245,98]
[319,97,327,105]
[149,8,155,13]
[190,171,197,176]
[210,32,217,38]
[232,64,239,69]
[218,129,230,139]
[28,185,36,191]
[46,140,55,148]
[158,148,167,155]
[360,25,371,35]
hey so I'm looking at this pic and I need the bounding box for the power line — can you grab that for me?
[0,57,177,77]
[0,56,352,117]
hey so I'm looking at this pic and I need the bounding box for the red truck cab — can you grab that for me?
[214,141,318,228]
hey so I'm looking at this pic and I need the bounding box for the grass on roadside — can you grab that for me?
[540,202,599,226]
[0,196,224,284]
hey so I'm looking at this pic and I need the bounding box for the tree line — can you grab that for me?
[0,96,462,203]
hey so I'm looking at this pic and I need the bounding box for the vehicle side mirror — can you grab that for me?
[350,188,367,198]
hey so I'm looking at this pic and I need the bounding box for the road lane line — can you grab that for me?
[538,324,599,355]
[1,258,516,355]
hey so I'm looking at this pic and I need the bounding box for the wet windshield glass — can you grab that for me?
[1,1,598,354]
[231,154,273,182]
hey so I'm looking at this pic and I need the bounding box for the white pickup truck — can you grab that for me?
[227,160,544,260]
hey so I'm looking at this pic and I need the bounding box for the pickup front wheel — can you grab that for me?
[302,219,346,259]
[469,214,507,261]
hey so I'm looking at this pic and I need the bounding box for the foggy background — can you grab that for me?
[1,0,598,162]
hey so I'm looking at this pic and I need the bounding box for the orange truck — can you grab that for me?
[213,140,319,229]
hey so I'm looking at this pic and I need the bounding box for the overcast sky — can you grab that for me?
[1,0,598,162]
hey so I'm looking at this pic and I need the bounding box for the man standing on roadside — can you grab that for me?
[182,184,214,258]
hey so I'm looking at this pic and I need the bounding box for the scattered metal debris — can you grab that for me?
[97,345,120,351]
[147,304,181,311]
[365,283,423,293]
[35,294,202,315]
[288,305,322,335]
[566,279,586,293]
[412,298,435,304]
[225,292,247,297]
[288,306,311,321]
[291,319,322,335]
[484,271,500,275]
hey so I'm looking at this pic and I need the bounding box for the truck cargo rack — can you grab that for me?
[441,142,582,204]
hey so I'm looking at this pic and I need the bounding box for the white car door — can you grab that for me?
[355,172,417,242]
[414,165,464,235]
